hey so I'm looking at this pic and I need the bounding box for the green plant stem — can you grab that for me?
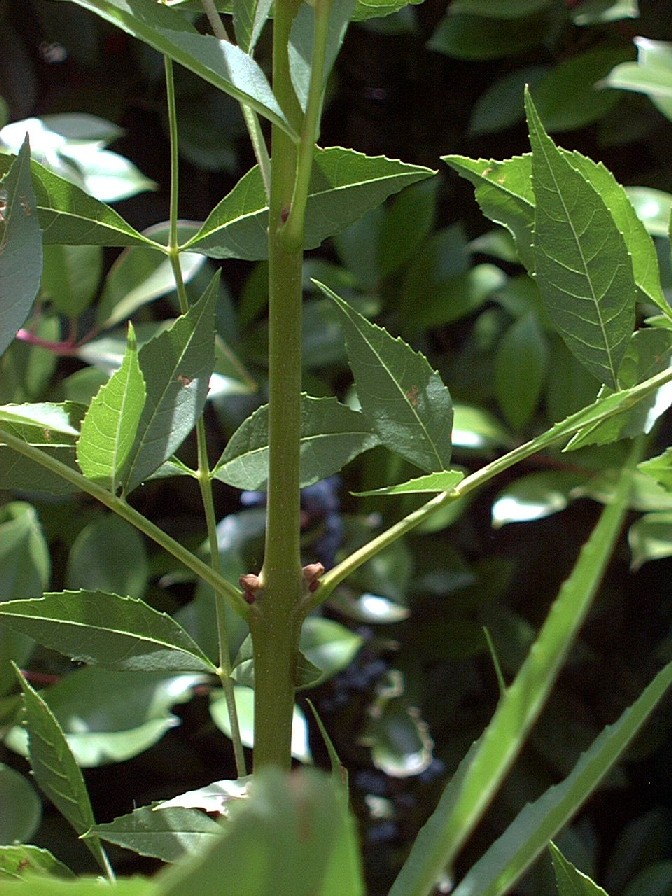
[0,426,249,616]
[389,437,644,896]
[251,0,305,771]
[199,0,272,196]
[309,364,672,613]
[281,0,332,250]
[165,54,247,776]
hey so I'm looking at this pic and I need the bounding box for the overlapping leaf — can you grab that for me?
[0,154,158,248]
[184,147,435,259]
[0,138,42,359]
[318,282,453,472]
[213,395,380,490]
[0,403,83,495]
[121,277,217,494]
[444,147,667,319]
[77,324,146,492]
[62,0,296,138]
[89,803,222,863]
[0,592,217,673]
[527,91,635,387]
[13,668,106,869]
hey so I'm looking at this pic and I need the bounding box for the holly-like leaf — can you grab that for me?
[212,394,380,490]
[77,323,146,492]
[185,147,435,259]
[319,281,453,472]
[63,0,296,138]
[121,276,217,494]
[0,138,42,359]
[0,592,217,674]
[526,90,635,388]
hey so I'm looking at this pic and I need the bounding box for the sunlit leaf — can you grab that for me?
[0,591,217,673]
[605,37,672,122]
[0,138,42,359]
[77,323,146,492]
[121,276,217,494]
[210,687,310,762]
[5,667,206,767]
[185,147,435,259]
[355,469,464,496]
[527,90,635,387]
[62,0,297,138]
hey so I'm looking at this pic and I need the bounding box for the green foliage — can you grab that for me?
[0,0,671,894]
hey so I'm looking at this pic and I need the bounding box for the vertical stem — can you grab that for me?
[251,0,305,770]
[165,55,247,776]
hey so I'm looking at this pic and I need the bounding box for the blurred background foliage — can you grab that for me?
[2,0,672,893]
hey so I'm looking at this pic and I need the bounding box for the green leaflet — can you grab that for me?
[0,154,158,248]
[212,394,380,490]
[0,592,217,674]
[156,768,364,896]
[13,668,109,871]
[443,144,667,320]
[77,323,147,493]
[89,803,222,863]
[319,281,454,473]
[59,0,297,139]
[527,90,635,388]
[121,275,217,495]
[184,147,435,259]
[0,138,42,359]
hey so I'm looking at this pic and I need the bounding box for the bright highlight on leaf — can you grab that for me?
[0,137,42,360]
